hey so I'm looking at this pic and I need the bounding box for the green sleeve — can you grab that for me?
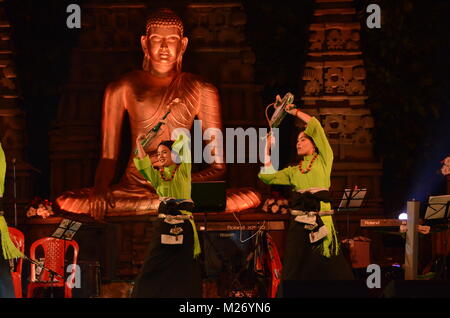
[171,133,191,175]
[133,155,160,188]
[258,165,291,186]
[0,143,5,197]
[304,117,333,170]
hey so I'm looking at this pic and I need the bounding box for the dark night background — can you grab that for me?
[4,0,450,216]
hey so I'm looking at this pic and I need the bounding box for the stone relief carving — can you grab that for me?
[303,64,365,96]
[345,78,365,95]
[326,29,344,50]
[346,31,360,50]
[303,68,323,96]
[301,112,374,160]
[310,30,325,51]
[79,8,145,50]
[190,25,214,44]
[325,67,345,94]
[309,27,361,52]
[186,5,246,46]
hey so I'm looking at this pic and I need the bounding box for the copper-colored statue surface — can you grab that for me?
[56,9,235,219]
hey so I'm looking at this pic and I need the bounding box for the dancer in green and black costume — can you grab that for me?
[131,132,202,298]
[259,100,353,287]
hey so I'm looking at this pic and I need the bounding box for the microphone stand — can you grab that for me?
[12,158,17,227]
[24,255,64,298]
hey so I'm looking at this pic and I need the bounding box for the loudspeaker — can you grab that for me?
[382,280,450,298]
[281,280,370,298]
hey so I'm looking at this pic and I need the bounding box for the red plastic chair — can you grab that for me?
[27,237,79,298]
[8,227,25,298]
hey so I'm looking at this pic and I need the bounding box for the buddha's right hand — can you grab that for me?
[88,187,115,221]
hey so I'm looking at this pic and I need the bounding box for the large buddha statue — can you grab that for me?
[56,8,260,220]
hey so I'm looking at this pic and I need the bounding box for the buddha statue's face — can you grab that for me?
[141,26,188,75]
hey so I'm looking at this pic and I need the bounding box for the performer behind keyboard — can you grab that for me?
[131,131,201,298]
[258,101,353,288]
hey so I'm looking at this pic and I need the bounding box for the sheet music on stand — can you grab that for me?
[424,195,450,224]
[337,187,367,239]
[50,218,82,294]
[338,187,367,212]
[51,218,82,240]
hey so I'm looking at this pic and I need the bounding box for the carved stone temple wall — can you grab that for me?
[299,0,384,237]
[0,0,36,219]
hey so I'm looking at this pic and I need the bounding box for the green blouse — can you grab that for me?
[0,143,5,198]
[133,133,191,200]
[258,116,333,193]
[133,133,201,258]
[258,117,339,257]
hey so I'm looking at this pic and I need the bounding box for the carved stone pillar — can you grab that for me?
[299,0,384,237]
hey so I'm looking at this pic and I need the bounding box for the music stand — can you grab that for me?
[424,195,450,223]
[52,219,82,241]
[51,219,82,296]
[337,187,367,239]
[424,195,450,280]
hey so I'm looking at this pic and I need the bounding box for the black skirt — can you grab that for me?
[131,218,202,298]
[281,216,354,281]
